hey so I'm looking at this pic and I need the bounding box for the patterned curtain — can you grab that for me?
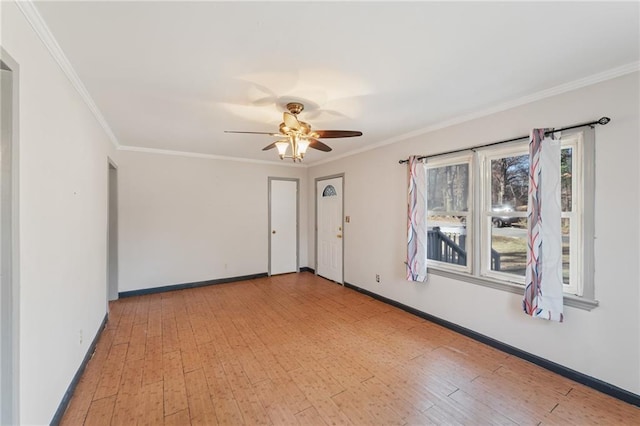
[407,156,428,282]
[523,129,564,322]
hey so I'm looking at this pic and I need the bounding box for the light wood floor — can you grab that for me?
[61,272,639,425]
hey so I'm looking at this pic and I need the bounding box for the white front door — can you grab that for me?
[269,179,298,275]
[316,177,343,283]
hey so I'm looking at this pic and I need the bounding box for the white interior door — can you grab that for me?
[317,177,343,283]
[269,179,298,275]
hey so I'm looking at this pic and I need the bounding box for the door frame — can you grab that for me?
[268,177,299,276]
[315,173,345,284]
[0,48,21,426]
[107,158,118,303]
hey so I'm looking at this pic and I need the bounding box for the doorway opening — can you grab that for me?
[1,51,20,426]
[107,161,118,302]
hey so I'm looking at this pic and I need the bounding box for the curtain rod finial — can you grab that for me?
[599,117,611,125]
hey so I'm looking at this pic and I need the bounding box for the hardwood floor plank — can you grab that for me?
[112,301,136,346]
[92,343,128,400]
[295,406,327,426]
[133,296,151,324]
[138,381,164,426]
[59,375,95,426]
[59,341,109,425]
[333,386,404,425]
[316,354,373,388]
[254,378,299,425]
[164,408,191,426]
[161,316,180,354]
[199,350,245,424]
[359,376,425,422]
[290,360,345,398]
[551,385,640,425]
[185,368,219,425]
[143,335,163,385]
[456,375,545,425]
[111,357,144,426]
[497,356,573,396]
[163,350,189,416]
[126,322,147,361]
[147,303,163,337]
[83,395,116,426]
[190,314,213,346]
[371,367,437,413]
[447,388,518,426]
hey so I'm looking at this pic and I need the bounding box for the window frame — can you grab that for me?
[424,127,597,310]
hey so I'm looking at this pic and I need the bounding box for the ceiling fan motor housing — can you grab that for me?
[279,120,311,136]
[286,102,304,115]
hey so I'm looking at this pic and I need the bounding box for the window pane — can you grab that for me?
[490,221,527,276]
[490,219,571,284]
[322,185,337,197]
[427,164,469,212]
[561,148,572,212]
[427,216,467,266]
[491,154,529,210]
[562,218,570,285]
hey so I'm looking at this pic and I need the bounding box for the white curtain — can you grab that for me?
[407,156,428,282]
[522,129,564,322]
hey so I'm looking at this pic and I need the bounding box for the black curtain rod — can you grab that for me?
[398,117,611,164]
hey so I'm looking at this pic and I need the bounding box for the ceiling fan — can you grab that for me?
[225,102,363,162]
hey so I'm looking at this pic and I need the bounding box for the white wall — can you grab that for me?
[3,2,117,424]
[308,72,640,395]
[118,150,308,292]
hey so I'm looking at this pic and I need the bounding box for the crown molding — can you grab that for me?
[308,61,640,167]
[118,145,308,168]
[15,0,120,149]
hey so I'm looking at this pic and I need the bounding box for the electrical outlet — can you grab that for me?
[79,329,83,345]
[375,274,380,283]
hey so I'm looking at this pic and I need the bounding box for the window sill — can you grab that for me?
[428,268,599,311]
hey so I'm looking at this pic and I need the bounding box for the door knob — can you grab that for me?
[272,230,276,234]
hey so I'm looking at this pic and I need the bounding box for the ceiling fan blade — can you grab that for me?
[225,131,281,136]
[283,112,300,130]
[262,142,277,151]
[309,138,332,152]
[314,130,362,138]
[225,131,285,138]
[262,139,289,151]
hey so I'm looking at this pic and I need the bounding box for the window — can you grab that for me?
[426,155,472,271]
[480,146,530,284]
[425,128,594,303]
[322,185,337,197]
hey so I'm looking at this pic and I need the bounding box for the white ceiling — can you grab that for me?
[34,1,639,165]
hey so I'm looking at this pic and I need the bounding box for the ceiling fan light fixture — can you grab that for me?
[297,138,310,157]
[275,140,289,159]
